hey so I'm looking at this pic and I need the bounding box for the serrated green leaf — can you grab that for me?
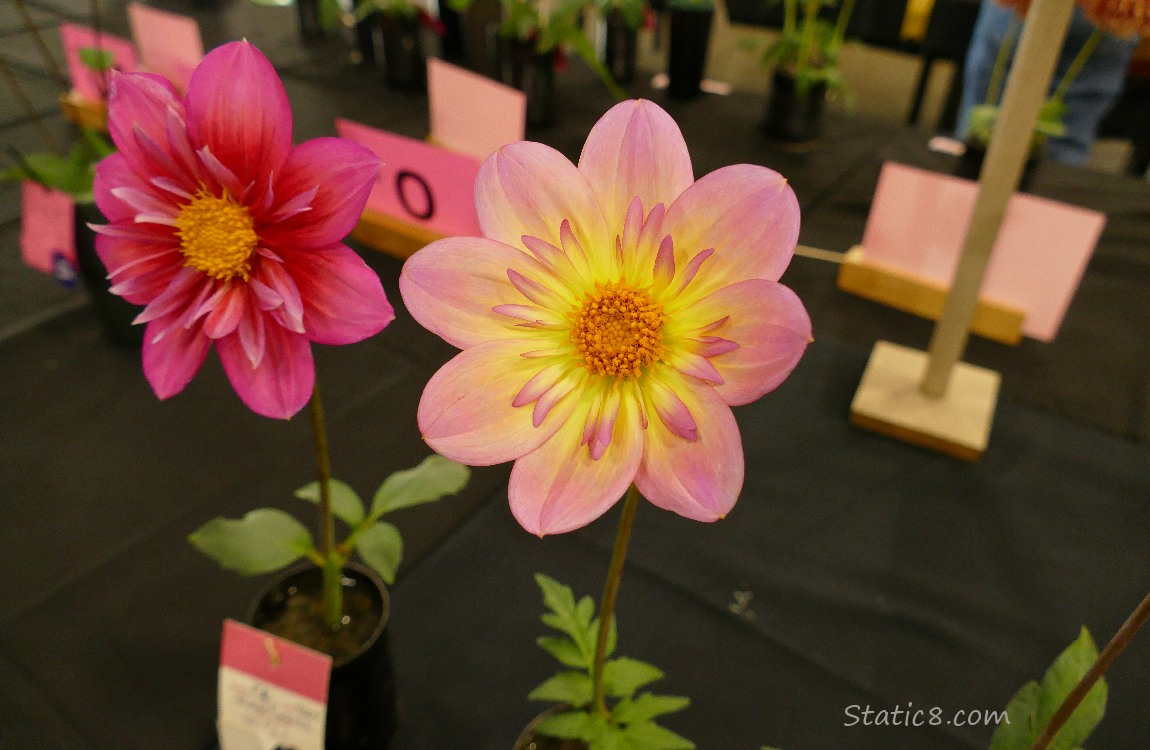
[78,47,116,72]
[355,521,403,585]
[988,680,1040,750]
[536,574,595,658]
[528,671,594,705]
[604,657,663,699]
[576,595,595,628]
[537,636,587,668]
[371,455,470,516]
[535,710,600,740]
[1035,627,1107,750]
[188,509,314,575]
[612,694,690,725]
[295,478,365,526]
[619,720,695,749]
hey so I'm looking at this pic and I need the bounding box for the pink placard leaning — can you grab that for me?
[127,2,204,92]
[20,182,75,276]
[59,23,138,102]
[427,58,526,162]
[861,162,1106,342]
[335,118,483,238]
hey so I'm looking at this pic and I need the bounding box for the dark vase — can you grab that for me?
[501,39,556,129]
[297,0,325,40]
[439,4,466,62]
[249,563,397,750]
[73,202,144,348]
[513,706,587,750]
[666,7,713,100]
[762,69,827,143]
[603,10,637,86]
[953,142,1040,192]
[380,13,425,90]
[460,0,503,76]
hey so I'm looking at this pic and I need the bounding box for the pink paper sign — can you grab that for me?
[861,162,1106,342]
[59,23,138,102]
[127,2,204,93]
[335,118,483,237]
[427,58,525,162]
[219,619,330,704]
[20,182,75,276]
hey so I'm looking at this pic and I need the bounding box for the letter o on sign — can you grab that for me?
[395,170,434,221]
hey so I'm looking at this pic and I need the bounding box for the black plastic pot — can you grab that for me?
[762,69,827,143]
[666,7,712,100]
[73,202,145,348]
[356,11,385,70]
[501,40,556,129]
[249,563,397,750]
[297,0,325,40]
[380,13,424,90]
[603,10,637,86]
[953,142,1040,192]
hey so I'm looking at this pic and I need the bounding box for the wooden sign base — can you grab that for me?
[850,341,1000,461]
[350,208,443,260]
[836,246,1025,346]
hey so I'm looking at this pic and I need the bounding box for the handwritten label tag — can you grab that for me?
[20,182,76,278]
[126,3,203,92]
[427,58,525,162]
[862,162,1106,341]
[336,118,483,237]
[218,619,331,750]
[59,23,138,103]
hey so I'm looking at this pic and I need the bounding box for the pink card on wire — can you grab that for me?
[861,162,1106,342]
[126,3,203,92]
[20,182,75,277]
[427,58,525,161]
[336,118,483,238]
[59,23,138,102]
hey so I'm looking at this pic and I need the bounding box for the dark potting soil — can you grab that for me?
[259,585,379,661]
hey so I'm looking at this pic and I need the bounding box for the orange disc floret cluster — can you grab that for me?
[1079,0,1150,37]
[569,281,665,379]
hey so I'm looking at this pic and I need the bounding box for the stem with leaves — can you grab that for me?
[307,384,344,631]
[1048,27,1102,107]
[986,19,1021,106]
[590,484,641,716]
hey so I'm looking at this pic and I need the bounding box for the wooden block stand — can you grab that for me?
[350,208,443,260]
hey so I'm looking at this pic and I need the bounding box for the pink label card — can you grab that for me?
[59,23,138,103]
[427,58,525,162]
[336,118,483,237]
[127,3,204,93]
[20,182,76,281]
[861,162,1106,342]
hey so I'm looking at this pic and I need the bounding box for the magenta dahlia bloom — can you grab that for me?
[93,41,393,419]
[401,100,811,536]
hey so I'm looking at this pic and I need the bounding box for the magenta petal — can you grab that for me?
[278,243,394,345]
[662,164,800,297]
[142,313,210,400]
[216,319,314,419]
[635,374,744,522]
[95,153,163,224]
[578,99,694,234]
[106,71,181,161]
[185,41,292,187]
[508,395,643,536]
[96,233,181,305]
[260,138,381,249]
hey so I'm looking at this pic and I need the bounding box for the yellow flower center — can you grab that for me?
[175,189,259,281]
[569,281,665,378]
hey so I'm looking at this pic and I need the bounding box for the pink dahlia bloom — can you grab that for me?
[401,99,811,536]
[93,41,394,419]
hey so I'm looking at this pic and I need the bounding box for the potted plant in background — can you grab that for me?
[665,0,715,99]
[750,0,855,142]
[354,0,446,90]
[89,40,468,747]
[597,0,648,85]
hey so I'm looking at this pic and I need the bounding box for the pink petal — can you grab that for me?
[508,392,643,536]
[677,279,811,406]
[96,233,181,305]
[399,237,543,349]
[577,99,694,236]
[260,138,380,249]
[476,142,612,272]
[662,164,800,299]
[635,374,744,522]
[418,340,577,466]
[201,283,247,339]
[106,71,181,162]
[185,41,292,188]
[278,243,393,345]
[142,312,210,400]
[216,319,314,419]
[94,153,162,224]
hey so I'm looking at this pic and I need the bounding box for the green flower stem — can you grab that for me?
[797,0,820,73]
[13,0,69,92]
[986,19,1021,106]
[307,384,343,631]
[1049,27,1102,107]
[591,483,641,716]
[783,0,796,37]
[831,0,857,49]
[1031,589,1150,750]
